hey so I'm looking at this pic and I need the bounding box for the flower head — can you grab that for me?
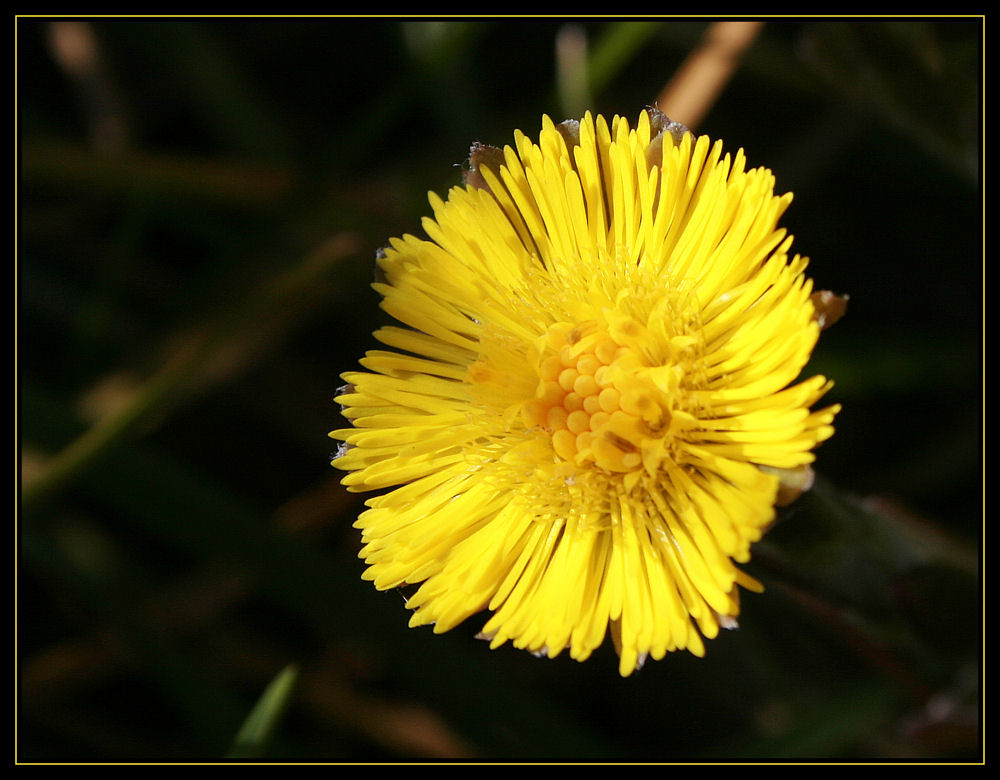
[332,110,839,675]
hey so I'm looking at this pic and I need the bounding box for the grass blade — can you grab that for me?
[227,664,300,760]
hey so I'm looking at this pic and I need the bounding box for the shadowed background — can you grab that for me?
[18,18,982,762]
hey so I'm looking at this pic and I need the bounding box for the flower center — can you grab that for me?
[522,316,678,475]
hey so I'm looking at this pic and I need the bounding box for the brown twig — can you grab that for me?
[656,21,765,130]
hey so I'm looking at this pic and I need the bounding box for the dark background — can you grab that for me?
[18,18,982,762]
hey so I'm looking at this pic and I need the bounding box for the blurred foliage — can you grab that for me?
[17,18,982,762]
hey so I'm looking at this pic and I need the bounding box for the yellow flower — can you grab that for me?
[332,110,839,676]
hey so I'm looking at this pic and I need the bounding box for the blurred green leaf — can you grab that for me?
[759,477,975,612]
[227,664,299,759]
[588,21,662,99]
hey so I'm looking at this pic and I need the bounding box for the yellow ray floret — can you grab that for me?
[332,110,840,676]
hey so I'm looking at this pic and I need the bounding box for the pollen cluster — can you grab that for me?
[521,317,680,477]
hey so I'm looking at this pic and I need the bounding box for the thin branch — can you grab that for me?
[656,21,765,130]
